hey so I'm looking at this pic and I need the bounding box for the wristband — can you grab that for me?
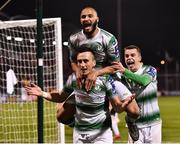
[42,91,49,98]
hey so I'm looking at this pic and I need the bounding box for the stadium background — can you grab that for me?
[0,0,180,143]
[1,0,179,94]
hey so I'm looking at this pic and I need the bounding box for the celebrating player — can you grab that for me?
[112,45,162,143]
[57,7,140,141]
[25,46,135,143]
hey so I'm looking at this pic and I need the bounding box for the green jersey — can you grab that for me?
[122,65,161,128]
[63,73,117,131]
[68,28,120,68]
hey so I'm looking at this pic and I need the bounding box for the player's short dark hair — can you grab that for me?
[124,45,141,54]
[74,44,96,61]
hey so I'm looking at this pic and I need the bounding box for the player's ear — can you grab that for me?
[97,17,99,23]
[93,60,96,67]
[139,55,142,62]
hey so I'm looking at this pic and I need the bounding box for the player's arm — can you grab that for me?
[110,95,135,113]
[93,66,116,76]
[106,75,135,113]
[111,62,153,86]
[103,35,121,75]
[25,83,72,103]
[109,87,140,118]
[85,66,117,91]
[85,36,120,91]
[123,65,157,86]
[123,69,152,86]
[42,90,71,103]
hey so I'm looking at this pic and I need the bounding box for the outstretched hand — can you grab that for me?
[24,83,42,97]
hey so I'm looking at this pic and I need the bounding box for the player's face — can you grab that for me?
[124,48,142,72]
[77,52,96,76]
[80,8,99,37]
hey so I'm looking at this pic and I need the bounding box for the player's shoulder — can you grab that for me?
[99,28,118,46]
[143,65,156,70]
[143,65,157,75]
[100,28,115,38]
[69,29,83,40]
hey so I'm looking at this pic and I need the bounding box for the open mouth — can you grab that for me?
[82,23,92,29]
[83,23,91,27]
[126,59,135,66]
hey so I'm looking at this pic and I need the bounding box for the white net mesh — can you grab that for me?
[0,18,63,143]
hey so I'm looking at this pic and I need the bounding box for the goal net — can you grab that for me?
[0,18,64,143]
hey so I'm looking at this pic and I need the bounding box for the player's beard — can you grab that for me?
[83,20,98,37]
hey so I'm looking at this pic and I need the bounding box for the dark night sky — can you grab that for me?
[1,0,180,72]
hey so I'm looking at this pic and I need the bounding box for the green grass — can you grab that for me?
[0,101,58,143]
[159,96,180,142]
[64,96,180,143]
[0,96,180,143]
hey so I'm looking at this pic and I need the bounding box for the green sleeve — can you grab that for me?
[123,69,152,86]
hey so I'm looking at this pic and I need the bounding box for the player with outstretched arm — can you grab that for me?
[25,46,135,143]
[57,7,140,141]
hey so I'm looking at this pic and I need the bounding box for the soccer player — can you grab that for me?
[24,46,134,143]
[112,45,162,143]
[57,7,140,139]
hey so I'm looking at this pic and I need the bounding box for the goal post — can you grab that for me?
[0,18,64,143]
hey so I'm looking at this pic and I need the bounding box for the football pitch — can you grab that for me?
[0,96,180,143]
[64,96,180,143]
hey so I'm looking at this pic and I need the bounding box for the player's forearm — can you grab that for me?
[41,91,60,102]
[123,69,152,86]
[42,91,68,103]
[95,66,115,76]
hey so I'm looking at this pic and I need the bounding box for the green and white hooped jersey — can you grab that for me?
[64,73,117,131]
[68,28,120,68]
[122,65,161,128]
